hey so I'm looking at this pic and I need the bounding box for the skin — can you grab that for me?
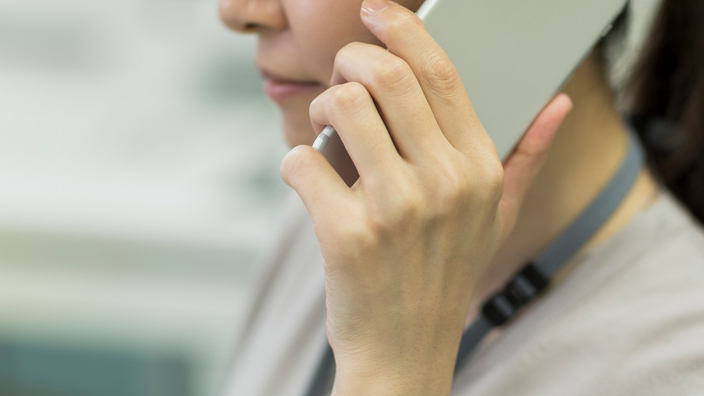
[221,0,660,394]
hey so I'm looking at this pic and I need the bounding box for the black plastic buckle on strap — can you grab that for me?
[481,264,549,326]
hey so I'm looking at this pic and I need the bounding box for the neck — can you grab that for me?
[470,51,659,310]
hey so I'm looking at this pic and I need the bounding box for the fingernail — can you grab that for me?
[361,0,391,16]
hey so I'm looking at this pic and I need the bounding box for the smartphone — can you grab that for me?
[417,0,628,159]
[314,0,629,181]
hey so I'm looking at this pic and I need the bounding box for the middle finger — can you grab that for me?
[330,41,450,161]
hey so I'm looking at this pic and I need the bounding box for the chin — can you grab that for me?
[280,108,317,148]
[270,85,325,148]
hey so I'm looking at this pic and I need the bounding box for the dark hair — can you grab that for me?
[628,0,704,223]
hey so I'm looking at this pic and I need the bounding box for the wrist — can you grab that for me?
[331,359,455,396]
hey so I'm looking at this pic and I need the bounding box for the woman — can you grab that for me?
[220,0,704,394]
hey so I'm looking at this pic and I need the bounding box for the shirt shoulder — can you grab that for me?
[453,193,704,396]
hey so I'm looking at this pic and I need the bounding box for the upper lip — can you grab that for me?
[258,66,320,85]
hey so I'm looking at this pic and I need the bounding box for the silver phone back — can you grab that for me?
[417,0,628,159]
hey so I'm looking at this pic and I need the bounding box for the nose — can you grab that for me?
[220,0,286,33]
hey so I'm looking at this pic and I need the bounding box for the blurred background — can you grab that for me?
[0,0,661,395]
[0,1,287,395]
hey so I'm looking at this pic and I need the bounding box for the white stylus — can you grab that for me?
[312,125,337,153]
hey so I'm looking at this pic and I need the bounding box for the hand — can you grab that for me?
[280,0,573,394]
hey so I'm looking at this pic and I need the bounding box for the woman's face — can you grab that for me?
[220,0,425,147]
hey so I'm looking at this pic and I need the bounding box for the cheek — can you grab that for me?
[276,0,388,148]
[285,0,380,84]
[280,87,327,148]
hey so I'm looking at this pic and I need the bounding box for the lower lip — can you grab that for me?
[264,79,320,102]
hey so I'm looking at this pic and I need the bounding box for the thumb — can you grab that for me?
[498,93,573,234]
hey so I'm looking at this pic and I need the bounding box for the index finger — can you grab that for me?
[360,0,496,159]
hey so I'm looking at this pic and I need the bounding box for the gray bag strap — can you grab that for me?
[454,132,643,370]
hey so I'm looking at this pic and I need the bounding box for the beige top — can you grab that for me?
[223,190,704,396]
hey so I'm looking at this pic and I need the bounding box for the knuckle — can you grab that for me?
[368,56,414,92]
[387,10,424,33]
[481,161,505,200]
[422,154,473,214]
[335,220,377,256]
[391,192,424,224]
[420,53,463,94]
[435,168,471,213]
[335,41,363,67]
[327,82,370,113]
[369,183,424,233]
